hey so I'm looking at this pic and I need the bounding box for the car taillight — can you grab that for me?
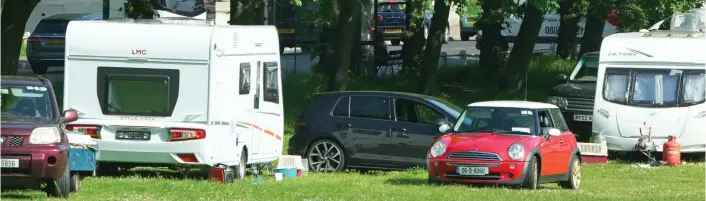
[65,124,101,139]
[27,37,42,43]
[377,15,383,21]
[169,128,206,142]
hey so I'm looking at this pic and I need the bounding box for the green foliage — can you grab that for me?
[474,0,517,31]
[616,0,701,31]
[20,42,26,57]
[119,0,157,20]
[456,0,481,16]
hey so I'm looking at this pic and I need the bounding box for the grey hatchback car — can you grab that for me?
[26,13,102,75]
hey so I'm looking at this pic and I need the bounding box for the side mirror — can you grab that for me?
[438,124,452,133]
[556,74,568,81]
[547,128,562,137]
[63,109,78,123]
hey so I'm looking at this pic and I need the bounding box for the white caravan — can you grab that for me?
[62,20,284,178]
[592,12,706,153]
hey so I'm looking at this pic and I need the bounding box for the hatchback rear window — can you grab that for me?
[33,20,70,34]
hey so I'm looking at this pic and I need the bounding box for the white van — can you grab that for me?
[476,7,619,52]
[592,12,706,154]
[62,19,284,179]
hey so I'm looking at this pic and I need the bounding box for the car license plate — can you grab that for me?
[278,29,295,33]
[466,19,476,23]
[115,131,151,140]
[1,159,19,168]
[45,39,64,45]
[457,166,488,176]
[573,114,592,122]
[384,29,402,34]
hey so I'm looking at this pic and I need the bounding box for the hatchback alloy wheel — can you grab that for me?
[308,140,345,172]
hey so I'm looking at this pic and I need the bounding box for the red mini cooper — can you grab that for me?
[427,101,581,190]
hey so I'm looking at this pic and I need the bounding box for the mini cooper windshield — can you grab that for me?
[452,107,537,135]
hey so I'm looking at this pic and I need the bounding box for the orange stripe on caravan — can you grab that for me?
[236,121,281,141]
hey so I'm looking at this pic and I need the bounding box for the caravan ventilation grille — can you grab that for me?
[232,33,239,48]
[578,142,608,156]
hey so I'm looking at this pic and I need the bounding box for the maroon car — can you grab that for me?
[1,76,78,198]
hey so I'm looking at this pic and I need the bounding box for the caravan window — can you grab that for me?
[682,71,705,104]
[263,62,280,104]
[106,76,169,115]
[239,63,251,95]
[96,67,179,116]
[630,70,679,105]
[603,69,629,103]
[603,67,706,107]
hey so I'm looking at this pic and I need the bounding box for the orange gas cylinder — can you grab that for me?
[662,135,681,166]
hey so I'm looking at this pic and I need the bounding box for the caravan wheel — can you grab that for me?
[234,153,247,180]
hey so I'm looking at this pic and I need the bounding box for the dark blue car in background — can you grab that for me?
[377,0,449,46]
[26,13,102,75]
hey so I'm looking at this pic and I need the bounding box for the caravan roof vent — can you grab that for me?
[670,12,705,32]
[643,30,704,38]
[156,17,210,25]
[105,18,135,23]
[134,19,164,24]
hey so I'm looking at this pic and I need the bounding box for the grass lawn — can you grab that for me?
[1,162,704,201]
[5,56,703,200]
[20,42,27,57]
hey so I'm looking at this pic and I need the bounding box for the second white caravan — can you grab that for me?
[63,19,284,179]
[592,12,706,154]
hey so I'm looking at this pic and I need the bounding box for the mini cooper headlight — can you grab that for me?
[507,143,524,160]
[430,141,447,158]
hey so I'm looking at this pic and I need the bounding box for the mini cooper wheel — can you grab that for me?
[559,155,581,189]
[307,140,345,173]
[521,156,539,190]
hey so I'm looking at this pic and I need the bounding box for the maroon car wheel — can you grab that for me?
[46,165,71,198]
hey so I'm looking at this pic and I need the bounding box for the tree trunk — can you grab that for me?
[229,0,265,25]
[579,3,608,57]
[326,0,360,91]
[477,0,505,92]
[501,1,545,92]
[556,0,583,60]
[1,0,40,75]
[401,0,426,75]
[417,0,451,95]
[350,5,363,76]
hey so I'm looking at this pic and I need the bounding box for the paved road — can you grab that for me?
[17,39,480,84]
[281,39,480,74]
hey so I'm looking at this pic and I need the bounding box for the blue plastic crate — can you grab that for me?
[69,147,97,172]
